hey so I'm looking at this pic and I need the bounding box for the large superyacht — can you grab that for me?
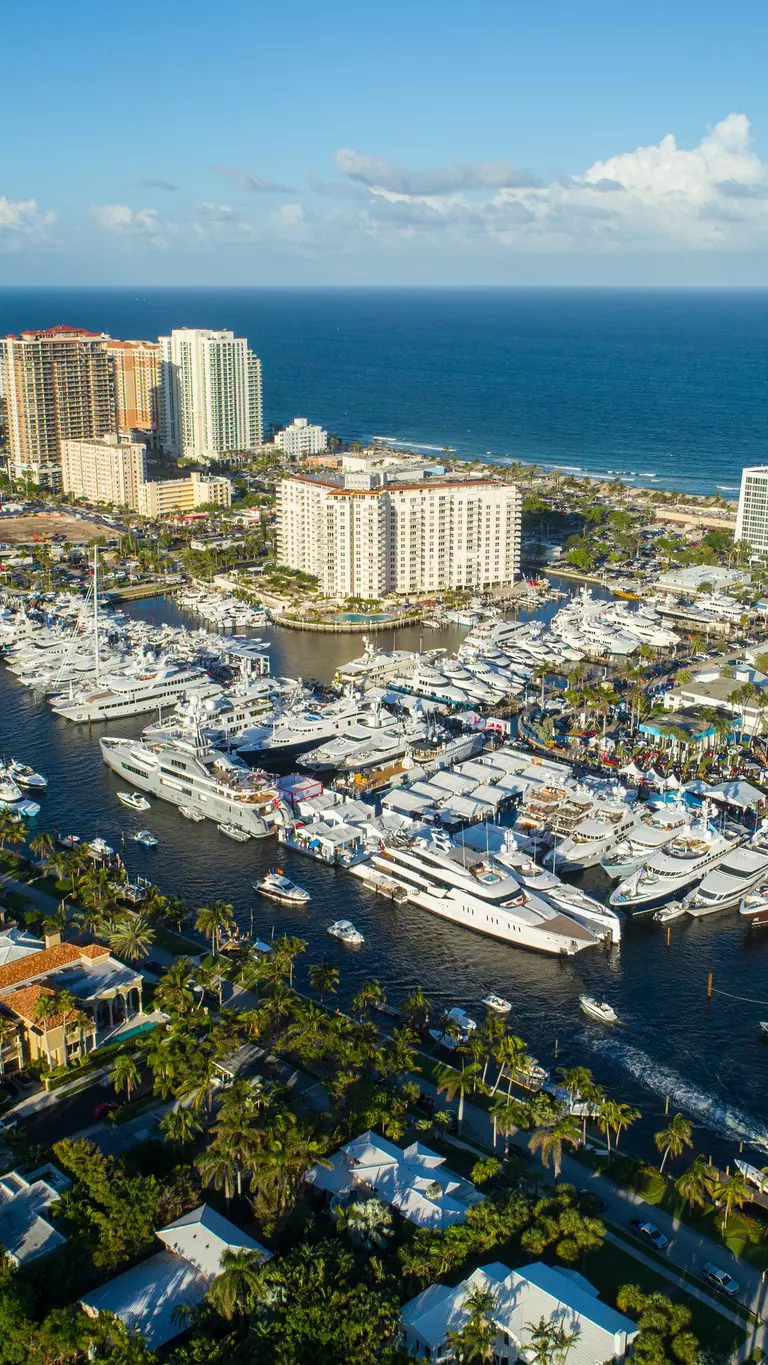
[610,814,746,913]
[369,835,601,955]
[53,659,222,722]
[600,799,692,879]
[100,727,281,835]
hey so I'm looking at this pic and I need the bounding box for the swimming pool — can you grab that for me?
[332,612,394,623]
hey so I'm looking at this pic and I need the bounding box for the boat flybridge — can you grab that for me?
[370,835,602,956]
[490,829,622,944]
[600,799,691,880]
[544,800,641,872]
[610,811,746,913]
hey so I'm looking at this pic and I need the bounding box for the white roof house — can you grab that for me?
[0,1164,71,1265]
[80,1205,270,1350]
[401,1261,639,1364]
[306,1131,484,1231]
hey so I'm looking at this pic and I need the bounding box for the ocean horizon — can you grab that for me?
[2,285,767,497]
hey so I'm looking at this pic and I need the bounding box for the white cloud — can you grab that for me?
[0,197,56,251]
[333,115,768,254]
[335,148,537,195]
[89,203,164,238]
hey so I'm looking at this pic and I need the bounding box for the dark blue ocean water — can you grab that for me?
[1,287,767,496]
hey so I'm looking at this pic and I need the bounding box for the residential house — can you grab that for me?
[0,932,144,1070]
[0,1164,71,1266]
[80,1204,270,1350]
[400,1260,639,1364]
[306,1131,484,1231]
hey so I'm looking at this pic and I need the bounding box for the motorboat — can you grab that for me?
[117,790,151,812]
[52,661,222,723]
[56,832,81,849]
[739,881,768,926]
[545,800,641,872]
[132,829,159,847]
[86,837,115,862]
[179,805,206,822]
[0,768,24,808]
[610,816,745,913]
[684,847,768,918]
[255,870,311,904]
[653,901,686,923]
[218,823,251,842]
[579,995,618,1024]
[428,1006,477,1050]
[760,1022,768,1039]
[327,919,365,945]
[7,760,47,791]
[482,992,512,1014]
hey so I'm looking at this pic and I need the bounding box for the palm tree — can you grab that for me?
[351,978,385,1016]
[712,1168,750,1234]
[160,1104,202,1148]
[529,1115,581,1181]
[307,960,340,1005]
[596,1098,641,1154]
[0,812,26,854]
[490,1095,530,1156]
[654,1112,694,1174]
[198,1138,240,1208]
[109,913,155,962]
[0,1018,20,1075]
[446,1285,498,1364]
[435,1059,483,1135]
[402,986,431,1032]
[154,958,196,1016]
[675,1155,716,1214]
[110,1053,140,1103]
[208,1247,272,1322]
[195,899,235,956]
[490,1034,530,1096]
[29,831,55,872]
[32,992,58,1068]
[524,1316,581,1364]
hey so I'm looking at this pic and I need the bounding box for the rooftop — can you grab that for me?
[0,942,111,995]
[0,1166,70,1266]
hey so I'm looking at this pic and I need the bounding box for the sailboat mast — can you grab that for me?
[93,545,100,682]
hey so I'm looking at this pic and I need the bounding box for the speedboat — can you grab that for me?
[482,992,512,1014]
[255,870,311,904]
[117,790,151,812]
[132,829,158,847]
[86,837,115,861]
[179,805,206,822]
[653,901,686,923]
[218,823,251,842]
[760,1022,768,1039]
[327,919,365,945]
[0,768,24,808]
[56,832,81,849]
[7,760,47,791]
[579,995,618,1024]
[428,1006,477,1050]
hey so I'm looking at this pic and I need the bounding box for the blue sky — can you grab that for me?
[3,0,768,284]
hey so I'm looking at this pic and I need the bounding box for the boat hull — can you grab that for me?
[100,739,272,837]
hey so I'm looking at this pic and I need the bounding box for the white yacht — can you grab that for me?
[740,884,768,926]
[327,919,365,945]
[545,800,641,872]
[300,710,430,777]
[256,871,311,904]
[100,729,280,837]
[236,692,375,762]
[53,661,222,722]
[579,996,619,1024]
[143,677,282,750]
[7,760,47,791]
[116,791,151,812]
[369,837,601,956]
[600,800,691,879]
[0,768,24,807]
[610,817,746,913]
[492,833,622,944]
[683,847,768,917]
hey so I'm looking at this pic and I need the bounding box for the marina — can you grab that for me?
[0,589,767,1166]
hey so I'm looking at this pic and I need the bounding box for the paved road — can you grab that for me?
[417,1075,768,1339]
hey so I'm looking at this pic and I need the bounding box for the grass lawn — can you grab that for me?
[154,925,202,956]
[627,1166,768,1272]
[584,1239,747,1355]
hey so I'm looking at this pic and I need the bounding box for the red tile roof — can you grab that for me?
[0,943,110,994]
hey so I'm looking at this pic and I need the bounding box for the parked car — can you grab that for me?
[92,1101,119,1122]
[701,1263,740,1297]
[630,1220,669,1250]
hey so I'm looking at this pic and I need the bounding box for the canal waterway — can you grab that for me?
[2,593,767,1166]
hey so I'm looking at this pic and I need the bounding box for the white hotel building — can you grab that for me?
[277,473,521,597]
[735,465,768,555]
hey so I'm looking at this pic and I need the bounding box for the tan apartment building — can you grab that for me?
[107,339,160,433]
[60,433,148,509]
[277,474,522,598]
[138,470,232,519]
[0,326,117,485]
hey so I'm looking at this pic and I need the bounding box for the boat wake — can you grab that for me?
[585,1034,768,1152]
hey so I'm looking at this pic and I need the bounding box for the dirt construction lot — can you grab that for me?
[0,513,107,544]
